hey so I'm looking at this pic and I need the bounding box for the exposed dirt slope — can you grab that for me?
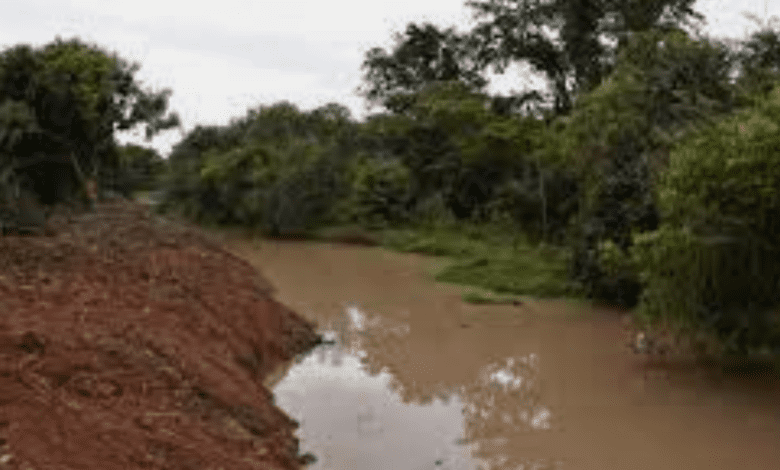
[0,201,321,470]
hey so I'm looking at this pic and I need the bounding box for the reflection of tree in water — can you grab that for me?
[335,307,562,470]
[315,340,344,367]
[463,355,544,436]
[460,355,562,470]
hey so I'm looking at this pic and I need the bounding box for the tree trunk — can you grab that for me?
[538,156,547,242]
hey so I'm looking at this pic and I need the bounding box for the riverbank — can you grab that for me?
[0,201,321,470]
[226,222,581,306]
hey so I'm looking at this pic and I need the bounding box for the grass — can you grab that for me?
[461,290,523,305]
[198,214,583,304]
[377,223,583,303]
[437,254,579,299]
[381,229,483,257]
[311,224,382,246]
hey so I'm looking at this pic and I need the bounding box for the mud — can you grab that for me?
[226,238,780,470]
[0,202,321,470]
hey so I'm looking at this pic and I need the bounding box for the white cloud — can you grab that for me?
[4,0,780,156]
[696,0,777,39]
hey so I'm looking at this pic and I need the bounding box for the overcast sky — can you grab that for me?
[2,0,778,156]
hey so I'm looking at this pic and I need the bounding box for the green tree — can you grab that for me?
[161,101,356,234]
[466,0,703,114]
[627,85,780,354]
[349,80,579,235]
[339,154,411,226]
[545,28,737,306]
[0,37,179,201]
[359,22,487,113]
[731,15,780,103]
[111,144,166,195]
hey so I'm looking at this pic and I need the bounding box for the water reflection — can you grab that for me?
[238,240,780,470]
[272,306,556,470]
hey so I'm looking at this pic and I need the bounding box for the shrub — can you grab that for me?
[340,155,411,227]
[631,85,780,354]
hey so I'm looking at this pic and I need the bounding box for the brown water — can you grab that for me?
[224,237,780,470]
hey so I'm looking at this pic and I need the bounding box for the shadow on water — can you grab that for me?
[228,239,780,470]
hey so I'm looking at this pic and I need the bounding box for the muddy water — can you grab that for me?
[225,238,780,470]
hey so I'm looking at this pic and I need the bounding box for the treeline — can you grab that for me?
[159,2,780,356]
[2,1,779,356]
[160,2,780,355]
[159,87,579,239]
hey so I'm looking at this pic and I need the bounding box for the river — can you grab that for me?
[223,237,780,470]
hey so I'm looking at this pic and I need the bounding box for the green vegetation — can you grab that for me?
[0,37,178,206]
[437,253,576,299]
[159,101,351,235]
[112,144,167,196]
[626,86,780,355]
[380,224,579,301]
[3,2,780,363]
[461,291,519,305]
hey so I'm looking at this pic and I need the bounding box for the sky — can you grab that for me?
[1,0,778,157]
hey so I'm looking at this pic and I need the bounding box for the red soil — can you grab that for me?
[0,201,321,470]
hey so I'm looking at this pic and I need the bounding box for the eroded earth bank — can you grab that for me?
[0,202,321,470]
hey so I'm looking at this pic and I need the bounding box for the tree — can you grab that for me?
[0,37,179,203]
[359,22,487,113]
[161,101,357,233]
[625,84,780,354]
[308,102,353,138]
[351,80,578,230]
[731,14,780,103]
[242,101,310,144]
[544,28,737,306]
[466,0,703,114]
[111,144,166,195]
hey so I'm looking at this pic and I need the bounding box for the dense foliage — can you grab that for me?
[0,37,179,203]
[106,144,167,196]
[7,2,777,357]
[466,0,702,113]
[359,23,487,114]
[626,86,780,354]
[546,28,738,306]
[160,102,353,234]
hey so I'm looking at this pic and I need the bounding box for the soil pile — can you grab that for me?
[0,201,321,470]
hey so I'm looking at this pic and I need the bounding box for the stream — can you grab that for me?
[225,237,780,470]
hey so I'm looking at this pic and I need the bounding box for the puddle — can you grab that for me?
[229,239,780,470]
[271,306,559,470]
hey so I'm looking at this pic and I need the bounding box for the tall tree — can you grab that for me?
[731,14,780,101]
[359,22,487,113]
[0,37,179,197]
[466,0,703,114]
[545,28,736,306]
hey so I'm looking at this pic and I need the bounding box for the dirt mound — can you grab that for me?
[0,201,321,469]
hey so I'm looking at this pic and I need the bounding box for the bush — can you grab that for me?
[631,85,780,354]
[339,155,411,227]
[547,29,736,307]
[168,135,344,236]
